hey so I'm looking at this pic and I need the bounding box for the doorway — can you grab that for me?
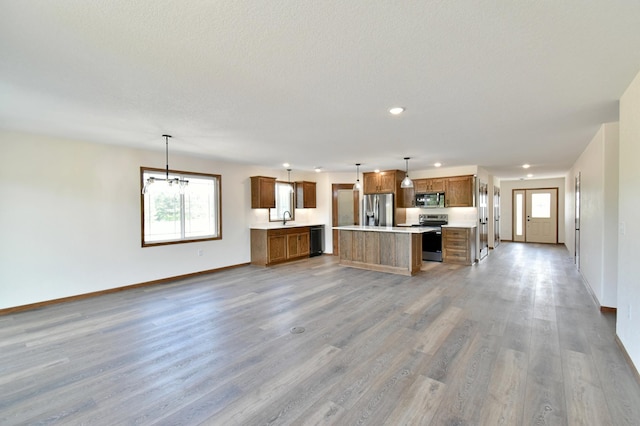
[575,173,581,269]
[478,180,489,260]
[332,184,360,255]
[512,188,558,243]
[493,186,501,248]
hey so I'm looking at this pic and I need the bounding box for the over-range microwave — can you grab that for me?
[415,192,445,208]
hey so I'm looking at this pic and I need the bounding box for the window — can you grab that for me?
[531,193,551,218]
[515,193,523,236]
[269,181,294,222]
[141,168,221,246]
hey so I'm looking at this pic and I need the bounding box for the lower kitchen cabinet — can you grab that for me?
[287,231,309,258]
[251,226,310,266]
[442,227,476,265]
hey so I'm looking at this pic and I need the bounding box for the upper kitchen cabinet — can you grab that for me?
[363,170,401,194]
[445,175,474,207]
[399,187,415,207]
[422,178,445,193]
[295,181,316,209]
[251,176,276,209]
[414,179,427,193]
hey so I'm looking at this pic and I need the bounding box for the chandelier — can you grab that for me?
[142,134,189,194]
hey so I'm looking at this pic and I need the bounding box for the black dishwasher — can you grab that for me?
[309,225,324,257]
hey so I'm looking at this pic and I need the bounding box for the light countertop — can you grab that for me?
[251,223,325,230]
[442,223,477,228]
[333,225,440,233]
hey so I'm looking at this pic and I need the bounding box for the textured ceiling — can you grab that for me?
[1,1,640,180]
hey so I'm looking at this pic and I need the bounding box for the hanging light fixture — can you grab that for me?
[401,157,414,188]
[142,135,189,194]
[287,168,294,193]
[353,163,361,190]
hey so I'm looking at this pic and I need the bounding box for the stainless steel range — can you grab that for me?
[417,214,448,262]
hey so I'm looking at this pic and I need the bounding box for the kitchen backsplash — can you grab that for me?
[403,207,478,224]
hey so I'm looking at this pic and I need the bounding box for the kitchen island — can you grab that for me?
[334,225,437,276]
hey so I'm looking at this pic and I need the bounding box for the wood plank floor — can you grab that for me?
[2,242,640,425]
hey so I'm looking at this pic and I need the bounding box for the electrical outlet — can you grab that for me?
[197,249,203,257]
[620,222,626,235]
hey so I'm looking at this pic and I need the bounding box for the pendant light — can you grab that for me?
[142,135,189,194]
[401,157,414,188]
[287,168,294,193]
[353,163,361,191]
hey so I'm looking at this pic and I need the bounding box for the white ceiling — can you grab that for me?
[1,1,640,180]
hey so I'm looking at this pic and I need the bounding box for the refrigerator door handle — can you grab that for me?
[374,195,379,225]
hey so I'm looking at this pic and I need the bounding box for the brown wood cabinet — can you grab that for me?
[250,176,276,209]
[287,231,310,258]
[442,227,476,265]
[414,178,445,193]
[399,187,415,208]
[295,181,316,209]
[251,226,311,266]
[445,175,474,207]
[363,171,399,194]
[267,232,287,263]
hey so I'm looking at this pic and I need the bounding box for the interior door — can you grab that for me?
[493,186,500,247]
[332,184,360,255]
[478,180,489,259]
[575,173,581,269]
[525,189,558,243]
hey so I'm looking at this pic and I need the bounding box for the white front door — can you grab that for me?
[525,189,558,243]
[512,188,558,244]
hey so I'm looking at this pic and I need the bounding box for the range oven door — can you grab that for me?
[422,230,442,262]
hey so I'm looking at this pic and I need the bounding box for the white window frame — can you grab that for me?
[140,167,222,247]
[269,181,295,222]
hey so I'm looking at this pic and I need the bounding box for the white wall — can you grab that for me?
[499,178,566,243]
[565,123,619,308]
[0,131,318,310]
[0,132,483,311]
[618,69,640,369]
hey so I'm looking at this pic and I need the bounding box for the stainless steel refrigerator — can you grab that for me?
[363,193,394,226]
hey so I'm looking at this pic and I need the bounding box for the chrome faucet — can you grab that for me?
[283,210,292,225]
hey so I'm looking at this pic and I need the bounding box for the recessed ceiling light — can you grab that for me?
[522,164,530,169]
[283,163,290,168]
[314,167,322,173]
[434,162,442,168]
[389,107,405,115]
[527,173,534,178]
[374,169,380,173]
